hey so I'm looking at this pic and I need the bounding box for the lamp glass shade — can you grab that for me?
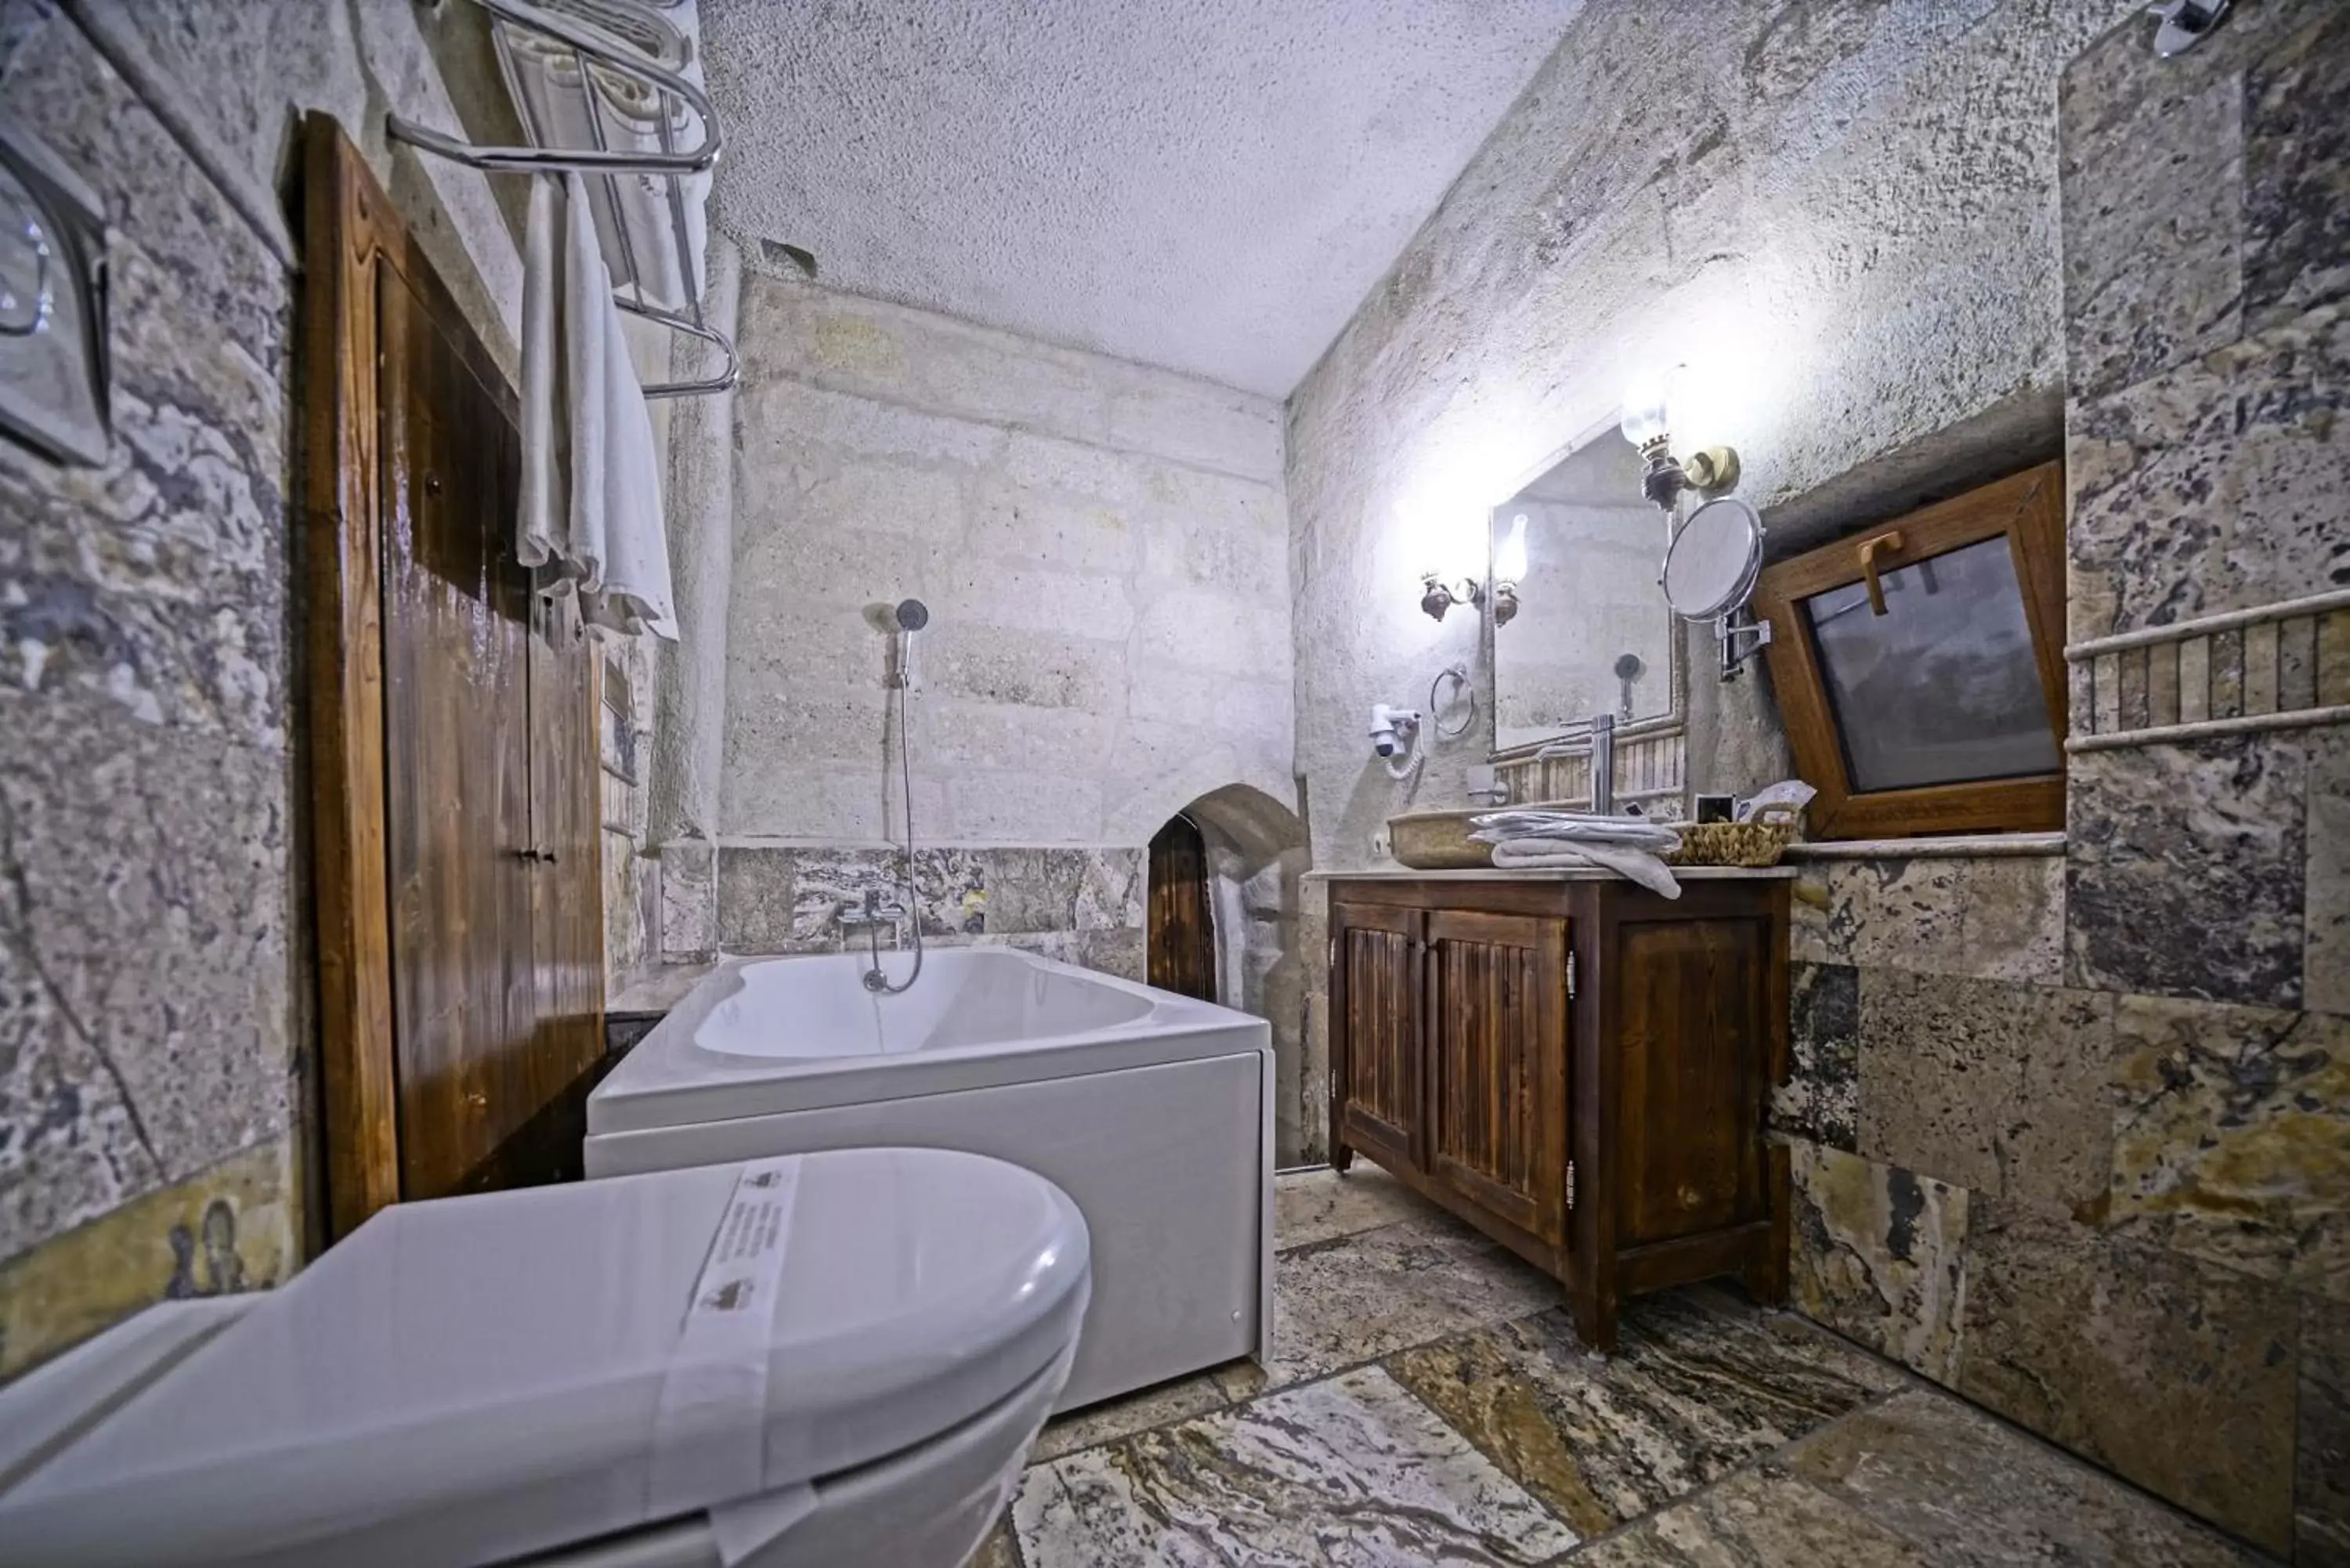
[1619,372,1671,447]
[1494,512,1528,584]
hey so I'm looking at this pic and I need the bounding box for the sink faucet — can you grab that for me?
[1589,713,1616,816]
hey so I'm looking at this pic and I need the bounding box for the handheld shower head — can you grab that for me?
[892,598,930,633]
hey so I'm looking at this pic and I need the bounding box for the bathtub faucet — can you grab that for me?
[837,888,905,933]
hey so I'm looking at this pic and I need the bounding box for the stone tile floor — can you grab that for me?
[976,1165,2274,1567]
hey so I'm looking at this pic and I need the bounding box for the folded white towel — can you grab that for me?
[586,63,709,311]
[1488,838,1683,899]
[502,0,710,310]
[1470,810,1682,854]
[502,26,634,286]
[519,173,677,642]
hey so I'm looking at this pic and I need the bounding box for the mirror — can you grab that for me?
[1488,432,1678,754]
[1661,496,1765,620]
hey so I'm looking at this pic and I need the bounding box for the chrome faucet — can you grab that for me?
[1531,712,1618,814]
[836,887,904,932]
[1589,713,1616,816]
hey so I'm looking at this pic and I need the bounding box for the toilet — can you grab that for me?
[0,1147,1089,1568]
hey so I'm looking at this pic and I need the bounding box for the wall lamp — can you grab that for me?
[1620,368,1738,515]
[1490,513,1528,627]
[1419,571,1483,623]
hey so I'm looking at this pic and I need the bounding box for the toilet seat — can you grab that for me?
[0,1148,1090,1567]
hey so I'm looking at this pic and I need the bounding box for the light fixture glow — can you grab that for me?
[1618,370,1672,450]
[1495,513,1529,586]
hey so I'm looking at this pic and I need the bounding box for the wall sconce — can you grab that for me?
[0,117,110,467]
[1490,513,1528,627]
[1620,367,1737,515]
[1419,571,1483,623]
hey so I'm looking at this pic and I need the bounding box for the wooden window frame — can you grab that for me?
[1752,461,2069,841]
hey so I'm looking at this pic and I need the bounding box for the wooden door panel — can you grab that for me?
[1614,916,1768,1247]
[302,114,607,1235]
[1424,910,1567,1245]
[378,267,537,1201]
[1148,815,1217,1001]
[1333,901,1419,1172]
[497,581,608,1192]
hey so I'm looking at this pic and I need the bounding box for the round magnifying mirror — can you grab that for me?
[1661,496,1765,621]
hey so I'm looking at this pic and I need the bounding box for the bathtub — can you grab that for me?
[585,948,1272,1411]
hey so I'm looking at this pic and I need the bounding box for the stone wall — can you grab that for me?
[712,269,1294,853]
[1777,5,2348,1559]
[650,269,1314,1150]
[0,0,623,1376]
[1287,0,2344,1555]
[1286,0,2142,883]
[1282,0,2138,1164]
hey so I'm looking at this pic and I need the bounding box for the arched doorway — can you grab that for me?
[1147,814,1217,1002]
[1141,784,1313,1164]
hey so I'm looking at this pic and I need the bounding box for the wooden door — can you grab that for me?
[1423,911,1568,1245]
[300,114,604,1233]
[1612,914,1770,1248]
[1331,900,1421,1173]
[1148,815,1217,1001]
[377,266,540,1201]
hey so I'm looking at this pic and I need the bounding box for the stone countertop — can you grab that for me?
[606,959,721,1017]
[1782,832,2066,861]
[1306,865,1800,881]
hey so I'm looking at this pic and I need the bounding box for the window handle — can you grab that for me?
[1857,529,1904,616]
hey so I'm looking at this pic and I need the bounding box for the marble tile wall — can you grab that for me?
[1769,9,2350,1560]
[1781,836,2341,1559]
[0,13,307,1376]
[599,639,659,992]
[700,844,1147,979]
[0,8,587,1377]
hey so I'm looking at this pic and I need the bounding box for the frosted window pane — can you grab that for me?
[1803,536,2059,793]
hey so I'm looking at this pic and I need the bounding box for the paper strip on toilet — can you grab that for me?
[649,1157,804,1517]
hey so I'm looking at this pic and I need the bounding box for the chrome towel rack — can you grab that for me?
[385,0,737,399]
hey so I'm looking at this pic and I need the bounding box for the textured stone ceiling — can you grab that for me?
[699,0,1584,397]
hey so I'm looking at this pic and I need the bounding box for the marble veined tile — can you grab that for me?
[1788,1144,1969,1385]
[1384,1292,1904,1537]
[1789,1389,2265,1566]
[1012,1365,1579,1568]
[1773,963,1860,1153]
[970,1517,1021,1568]
[1272,1165,1443,1252]
[1213,1218,1558,1398]
[1570,1465,1932,1568]
[2108,994,2350,1298]
[1955,1201,2298,1554]
[1030,1368,1231,1464]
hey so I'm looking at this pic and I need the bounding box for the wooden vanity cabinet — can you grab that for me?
[1327,874,1791,1351]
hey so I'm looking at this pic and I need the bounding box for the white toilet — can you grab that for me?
[0,1147,1089,1567]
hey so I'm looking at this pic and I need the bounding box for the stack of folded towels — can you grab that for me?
[1467,811,1685,898]
[499,0,710,309]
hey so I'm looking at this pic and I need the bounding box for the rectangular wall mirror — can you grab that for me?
[1488,429,1684,768]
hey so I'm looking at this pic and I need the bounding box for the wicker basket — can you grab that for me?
[1662,803,1801,868]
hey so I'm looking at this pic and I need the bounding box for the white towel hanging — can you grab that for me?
[519,172,677,643]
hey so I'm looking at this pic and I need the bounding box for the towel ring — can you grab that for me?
[1430,664,1476,740]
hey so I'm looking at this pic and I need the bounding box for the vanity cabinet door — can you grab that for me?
[1423,911,1569,1246]
[1332,901,1423,1174]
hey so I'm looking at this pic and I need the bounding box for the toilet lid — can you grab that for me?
[0,1148,1090,1567]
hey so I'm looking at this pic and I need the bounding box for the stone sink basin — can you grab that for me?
[1386,807,1493,869]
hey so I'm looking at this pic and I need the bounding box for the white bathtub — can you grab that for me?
[585,948,1272,1411]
